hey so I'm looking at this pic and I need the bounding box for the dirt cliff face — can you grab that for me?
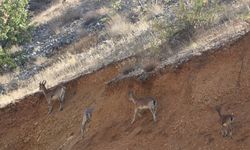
[1,33,250,150]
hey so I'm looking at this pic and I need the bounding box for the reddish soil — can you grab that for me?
[1,33,250,150]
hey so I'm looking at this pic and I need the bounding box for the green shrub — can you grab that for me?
[0,0,31,48]
[152,0,223,49]
[177,0,222,28]
[0,0,32,72]
[0,48,16,72]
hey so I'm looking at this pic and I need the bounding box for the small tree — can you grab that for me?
[0,0,31,49]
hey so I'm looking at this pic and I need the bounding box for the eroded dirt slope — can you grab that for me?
[1,33,250,150]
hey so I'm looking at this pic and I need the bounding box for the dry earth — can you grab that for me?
[1,32,250,150]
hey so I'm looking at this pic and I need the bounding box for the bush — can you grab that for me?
[0,48,16,73]
[111,0,123,11]
[0,0,31,48]
[152,0,223,49]
[0,0,31,73]
[177,0,222,28]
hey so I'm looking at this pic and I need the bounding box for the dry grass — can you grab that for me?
[45,6,84,34]
[82,7,110,21]
[36,4,110,35]
[31,0,69,25]
[107,14,134,36]
[35,56,48,65]
[106,13,150,39]
[146,4,164,19]
[32,0,109,28]
[56,7,84,26]
[67,34,98,54]
[181,21,249,55]
[8,45,21,54]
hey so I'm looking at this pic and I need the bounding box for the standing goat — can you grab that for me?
[81,108,93,138]
[215,105,234,137]
[128,91,157,124]
[39,80,66,114]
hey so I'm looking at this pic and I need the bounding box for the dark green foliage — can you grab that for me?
[12,50,28,67]
[0,48,16,73]
[0,0,31,73]
[0,0,31,48]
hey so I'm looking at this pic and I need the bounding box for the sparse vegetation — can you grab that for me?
[238,5,250,21]
[177,0,221,28]
[152,0,224,49]
[111,0,123,11]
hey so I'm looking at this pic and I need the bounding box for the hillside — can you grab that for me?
[0,32,250,150]
[0,0,249,105]
[1,0,250,150]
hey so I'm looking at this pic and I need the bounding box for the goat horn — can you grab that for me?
[42,80,46,84]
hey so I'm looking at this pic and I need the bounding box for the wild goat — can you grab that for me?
[128,91,157,124]
[39,80,66,114]
[215,105,234,137]
[81,108,93,137]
